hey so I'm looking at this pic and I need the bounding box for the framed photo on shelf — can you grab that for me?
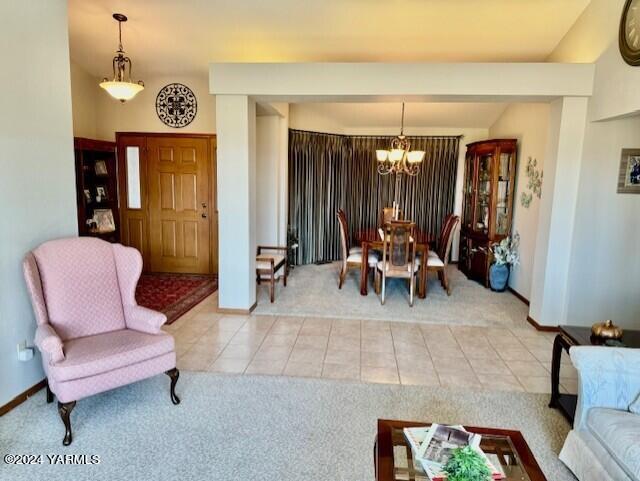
[95,185,109,202]
[92,209,116,233]
[94,160,108,176]
[618,149,640,194]
[83,189,92,203]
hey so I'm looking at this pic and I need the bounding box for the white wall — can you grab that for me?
[489,103,550,300]
[255,105,290,248]
[69,66,216,140]
[0,0,77,406]
[256,116,280,245]
[545,0,640,329]
[216,96,257,310]
[97,74,216,141]
[566,114,640,328]
[70,62,98,139]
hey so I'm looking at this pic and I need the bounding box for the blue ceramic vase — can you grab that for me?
[489,263,510,292]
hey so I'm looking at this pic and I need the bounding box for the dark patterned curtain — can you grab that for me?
[288,129,460,265]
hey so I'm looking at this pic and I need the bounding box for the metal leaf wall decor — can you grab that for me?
[520,157,543,208]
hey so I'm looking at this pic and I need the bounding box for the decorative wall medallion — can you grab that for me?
[155,83,197,128]
[520,157,543,208]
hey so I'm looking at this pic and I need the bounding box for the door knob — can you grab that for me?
[201,202,207,208]
[201,213,207,218]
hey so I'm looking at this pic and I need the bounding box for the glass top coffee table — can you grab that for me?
[375,419,547,481]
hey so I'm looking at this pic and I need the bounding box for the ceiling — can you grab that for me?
[289,102,509,129]
[69,0,590,77]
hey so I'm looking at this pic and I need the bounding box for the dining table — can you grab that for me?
[355,228,434,298]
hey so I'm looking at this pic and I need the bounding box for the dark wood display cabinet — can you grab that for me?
[74,137,120,243]
[458,139,517,287]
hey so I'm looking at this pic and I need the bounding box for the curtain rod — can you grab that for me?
[288,128,464,140]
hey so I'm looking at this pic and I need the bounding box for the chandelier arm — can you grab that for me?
[126,56,133,82]
[112,56,119,81]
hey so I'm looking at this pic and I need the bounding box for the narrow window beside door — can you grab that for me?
[126,146,142,209]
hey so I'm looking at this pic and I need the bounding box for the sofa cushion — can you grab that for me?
[587,407,640,481]
[34,238,126,340]
[49,329,175,382]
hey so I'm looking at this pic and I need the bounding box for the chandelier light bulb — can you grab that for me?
[376,150,389,162]
[389,149,404,162]
[407,150,425,163]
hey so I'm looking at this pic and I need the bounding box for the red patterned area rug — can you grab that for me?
[136,273,218,325]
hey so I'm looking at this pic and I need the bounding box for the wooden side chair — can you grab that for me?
[337,210,378,289]
[256,246,288,303]
[380,206,403,226]
[375,221,419,306]
[427,214,460,295]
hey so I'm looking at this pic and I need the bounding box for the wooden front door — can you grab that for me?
[117,133,217,274]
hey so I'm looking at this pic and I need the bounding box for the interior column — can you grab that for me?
[215,95,257,311]
[529,96,589,327]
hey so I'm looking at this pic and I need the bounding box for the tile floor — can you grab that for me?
[165,293,578,394]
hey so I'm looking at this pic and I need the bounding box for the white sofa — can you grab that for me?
[559,346,640,481]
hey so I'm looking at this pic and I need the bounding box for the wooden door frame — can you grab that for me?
[116,132,218,274]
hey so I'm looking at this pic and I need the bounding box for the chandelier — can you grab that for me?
[99,14,144,103]
[376,103,425,177]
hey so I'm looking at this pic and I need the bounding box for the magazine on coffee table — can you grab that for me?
[404,424,504,481]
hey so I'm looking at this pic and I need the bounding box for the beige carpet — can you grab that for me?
[1,372,575,481]
[255,263,529,327]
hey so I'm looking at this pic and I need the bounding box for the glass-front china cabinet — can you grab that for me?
[459,139,517,287]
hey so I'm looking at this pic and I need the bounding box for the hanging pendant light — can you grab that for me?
[99,13,144,102]
[376,103,425,177]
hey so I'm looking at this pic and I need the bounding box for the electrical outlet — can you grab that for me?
[17,340,34,362]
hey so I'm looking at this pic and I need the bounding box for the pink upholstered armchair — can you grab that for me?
[23,237,180,446]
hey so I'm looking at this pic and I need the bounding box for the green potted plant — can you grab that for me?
[443,446,492,481]
[489,232,520,292]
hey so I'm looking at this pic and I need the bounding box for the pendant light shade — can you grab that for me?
[99,81,145,102]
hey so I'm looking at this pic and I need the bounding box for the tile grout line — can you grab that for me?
[244,314,289,375]
[206,315,249,371]
[278,315,305,375]
[387,324,401,385]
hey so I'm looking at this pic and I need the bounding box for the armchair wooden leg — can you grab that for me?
[338,266,345,289]
[270,273,275,303]
[46,382,53,403]
[166,368,181,405]
[58,401,76,446]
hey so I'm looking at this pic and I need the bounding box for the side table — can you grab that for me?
[549,325,640,425]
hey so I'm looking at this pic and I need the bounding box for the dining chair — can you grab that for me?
[427,214,460,295]
[375,221,419,306]
[337,209,362,254]
[380,206,403,226]
[337,209,378,289]
[256,245,288,303]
